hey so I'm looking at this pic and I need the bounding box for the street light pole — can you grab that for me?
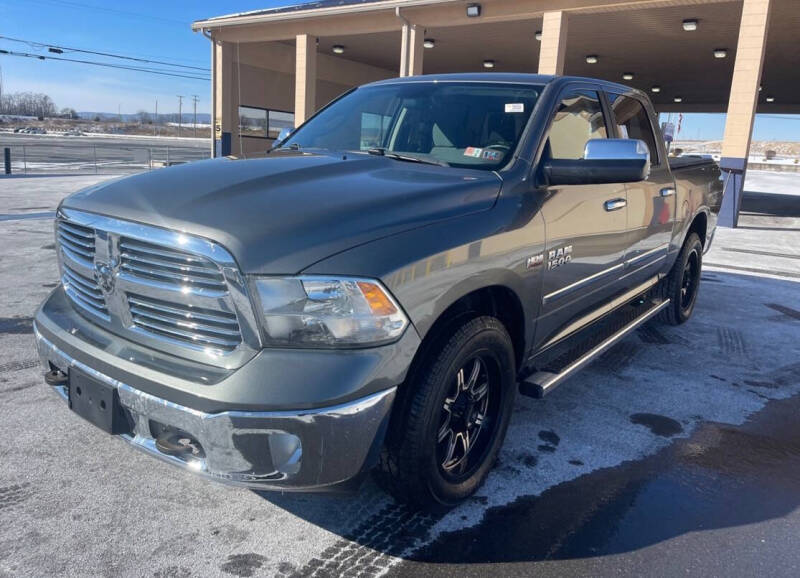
[176,95,184,137]
[192,95,199,138]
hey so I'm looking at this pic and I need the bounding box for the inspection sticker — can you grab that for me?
[482,150,502,160]
[505,103,525,113]
[464,147,484,158]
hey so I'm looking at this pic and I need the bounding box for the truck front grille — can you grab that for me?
[61,262,109,320]
[127,294,242,351]
[55,209,256,364]
[119,238,228,294]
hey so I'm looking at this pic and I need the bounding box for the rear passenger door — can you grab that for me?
[534,87,630,350]
[607,92,675,279]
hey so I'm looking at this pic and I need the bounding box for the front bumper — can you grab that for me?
[36,326,396,490]
[33,282,419,490]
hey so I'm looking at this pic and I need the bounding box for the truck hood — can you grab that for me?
[62,152,502,273]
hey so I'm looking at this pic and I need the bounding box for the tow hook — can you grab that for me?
[155,430,205,458]
[44,369,68,386]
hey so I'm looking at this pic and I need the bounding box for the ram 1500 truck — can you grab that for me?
[34,74,722,507]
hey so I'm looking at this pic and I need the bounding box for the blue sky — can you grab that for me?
[1,0,797,141]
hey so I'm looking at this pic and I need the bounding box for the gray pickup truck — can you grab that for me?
[34,74,721,507]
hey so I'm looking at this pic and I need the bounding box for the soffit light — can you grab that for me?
[651,86,662,93]
[682,19,698,31]
[483,59,495,68]
[332,45,345,54]
[766,96,775,102]
[713,48,728,58]
[423,38,435,48]
[674,97,683,103]
[466,3,481,17]
[585,55,598,64]
[622,73,634,80]
[535,30,542,41]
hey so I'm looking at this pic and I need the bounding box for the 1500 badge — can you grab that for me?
[547,245,573,270]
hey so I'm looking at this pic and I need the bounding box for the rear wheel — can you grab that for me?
[660,232,703,325]
[377,316,516,508]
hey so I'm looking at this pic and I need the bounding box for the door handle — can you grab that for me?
[604,198,627,211]
[660,187,676,197]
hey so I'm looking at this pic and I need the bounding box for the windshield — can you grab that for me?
[280,82,543,170]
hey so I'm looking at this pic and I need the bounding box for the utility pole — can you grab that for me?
[118,103,122,123]
[176,95,184,137]
[154,98,158,137]
[191,95,199,138]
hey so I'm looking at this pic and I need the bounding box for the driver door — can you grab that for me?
[534,88,631,351]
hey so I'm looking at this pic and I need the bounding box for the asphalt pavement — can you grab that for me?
[0,170,798,577]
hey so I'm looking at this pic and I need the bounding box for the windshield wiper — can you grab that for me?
[270,142,302,152]
[367,147,448,167]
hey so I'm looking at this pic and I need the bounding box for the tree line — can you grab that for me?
[0,91,60,119]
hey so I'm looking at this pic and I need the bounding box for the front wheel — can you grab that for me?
[660,232,703,325]
[377,316,517,508]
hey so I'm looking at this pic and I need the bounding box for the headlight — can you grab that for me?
[251,276,409,348]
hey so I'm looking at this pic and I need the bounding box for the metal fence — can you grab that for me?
[2,143,210,175]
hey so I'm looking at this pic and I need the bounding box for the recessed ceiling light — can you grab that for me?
[713,48,727,58]
[535,30,542,41]
[423,38,435,49]
[483,59,495,69]
[332,45,345,54]
[466,3,481,17]
[759,85,763,91]
[622,73,634,80]
[651,86,662,93]
[674,97,683,103]
[766,96,775,102]
[585,55,598,64]
[682,19,698,31]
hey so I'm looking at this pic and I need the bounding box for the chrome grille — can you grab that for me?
[128,294,242,351]
[119,238,227,293]
[58,221,95,263]
[54,209,258,366]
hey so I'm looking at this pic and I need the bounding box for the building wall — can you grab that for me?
[226,41,396,155]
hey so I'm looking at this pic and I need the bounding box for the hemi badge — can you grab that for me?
[526,254,544,269]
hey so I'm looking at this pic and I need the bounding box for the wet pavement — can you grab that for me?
[390,392,800,577]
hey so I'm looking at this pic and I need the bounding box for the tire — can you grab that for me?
[377,316,517,508]
[660,232,703,325]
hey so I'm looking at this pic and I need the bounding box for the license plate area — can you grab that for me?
[68,368,132,435]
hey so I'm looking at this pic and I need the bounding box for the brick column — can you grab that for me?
[400,24,424,77]
[295,34,318,126]
[538,11,569,76]
[719,0,772,228]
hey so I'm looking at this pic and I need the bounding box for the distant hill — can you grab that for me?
[78,112,212,124]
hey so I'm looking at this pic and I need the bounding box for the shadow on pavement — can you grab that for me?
[740,190,800,218]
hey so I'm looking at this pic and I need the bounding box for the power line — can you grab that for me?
[25,0,189,25]
[0,49,210,81]
[0,35,208,71]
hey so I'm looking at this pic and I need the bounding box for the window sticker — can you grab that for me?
[482,150,502,160]
[505,103,524,113]
[464,147,484,158]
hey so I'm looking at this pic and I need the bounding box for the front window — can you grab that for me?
[280,82,543,170]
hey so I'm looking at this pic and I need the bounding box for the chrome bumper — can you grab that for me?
[35,324,396,491]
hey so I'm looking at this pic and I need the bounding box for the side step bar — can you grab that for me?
[520,298,671,398]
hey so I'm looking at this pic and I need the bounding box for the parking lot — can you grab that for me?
[0,171,798,577]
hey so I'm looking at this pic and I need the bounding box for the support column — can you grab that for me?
[401,24,424,77]
[213,40,234,157]
[295,34,318,126]
[719,0,772,228]
[538,11,568,76]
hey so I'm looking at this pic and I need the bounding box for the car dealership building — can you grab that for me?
[192,0,797,226]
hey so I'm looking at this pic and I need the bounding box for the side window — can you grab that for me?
[608,94,659,165]
[547,90,608,160]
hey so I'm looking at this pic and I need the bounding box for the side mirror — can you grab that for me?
[276,127,293,143]
[543,138,650,186]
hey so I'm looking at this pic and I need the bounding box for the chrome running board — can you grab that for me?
[520,298,671,398]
